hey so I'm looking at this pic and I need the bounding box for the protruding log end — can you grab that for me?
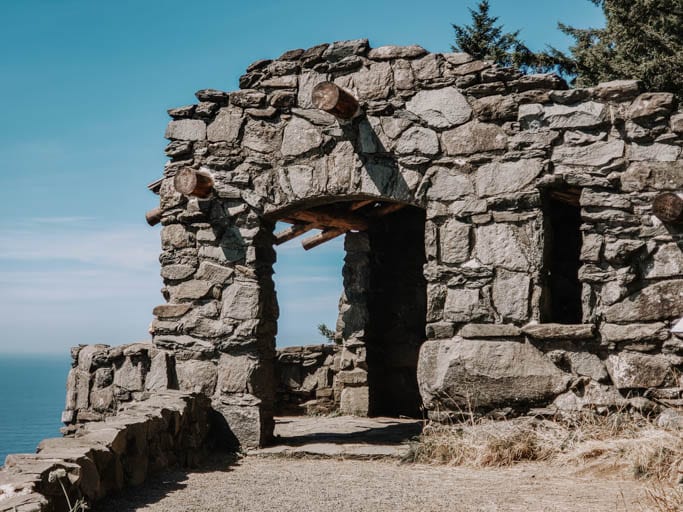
[145,207,162,226]
[653,193,683,223]
[174,168,214,198]
[302,228,345,251]
[311,82,360,120]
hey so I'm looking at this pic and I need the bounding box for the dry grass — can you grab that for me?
[406,411,683,510]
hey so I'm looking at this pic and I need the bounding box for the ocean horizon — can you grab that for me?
[0,354,71,464]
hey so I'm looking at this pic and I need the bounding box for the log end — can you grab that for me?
[653,193,683,223]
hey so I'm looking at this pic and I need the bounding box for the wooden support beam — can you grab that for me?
[145,207,162,226]
[147,178,163,195]
[349,199,375,211]
[549,188,581,207]
[302,228,345,251]
[311,82,360,120]
[368,202,407,217]
[288,208,368,231]
[174,168,214,198]
[275,223,316,245]
[653,192,683,223]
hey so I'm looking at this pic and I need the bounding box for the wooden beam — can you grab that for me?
[311,82,360,120]
[368,202,407,217]
[288,208,368,231]
[349,199,375,211]
[147,178,163,195]
[653,192,683,223]
[549,188,581,207]
[302,228,345,251]
[145,207,162,226]
[275,223,316,245]
[174,168,214,198]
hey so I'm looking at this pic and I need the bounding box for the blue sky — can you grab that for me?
[0,0,604,354]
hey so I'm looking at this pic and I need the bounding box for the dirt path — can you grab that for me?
[96,457,646,512]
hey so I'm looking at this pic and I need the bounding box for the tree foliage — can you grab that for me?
[551,0,683,97]
[451,0,546,70]
[317,323,338,344]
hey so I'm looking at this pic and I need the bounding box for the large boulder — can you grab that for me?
[417,337,570,413]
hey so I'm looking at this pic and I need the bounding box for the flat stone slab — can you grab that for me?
[249,416,423,459]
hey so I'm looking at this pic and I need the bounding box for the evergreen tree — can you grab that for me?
[451,0,544,70]
[550,0,683,98]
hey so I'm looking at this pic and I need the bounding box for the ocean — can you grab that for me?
[0,355,71,464]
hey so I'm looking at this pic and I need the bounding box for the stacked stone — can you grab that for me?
[91,39,683,438]
[0,391,211,512]
[274,344,338,415]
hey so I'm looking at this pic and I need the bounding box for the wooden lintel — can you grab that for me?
[349,199,375,211]
[311,82,360,120]
[369,202,407,217]
[147,178,164,195]
[289,209,368,231]
[549,188,581,207]
[174,168,214,198]
[653,192,683,223]
[275,223,316,245]
[302,228,346,251]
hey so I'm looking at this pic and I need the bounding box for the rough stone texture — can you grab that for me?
[606,352,672,389]
[43,40,683,451]
[418,338,570,413]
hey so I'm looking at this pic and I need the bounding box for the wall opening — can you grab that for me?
[543,189,583,324]
[366,206,427,418]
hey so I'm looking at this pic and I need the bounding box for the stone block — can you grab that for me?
[459,324,522,338]
[492,270,530,322]
[604,280,683,323]
[551,140,624,166]
[439,219,470,264]
[474,159,544,198]
[340,386,369,416]
[418,338,570,411]
[207,107,244,143]
[165,120,206,141]
[281,116,323,156]
[176,359,217,395]
[217,354,258,394]
[522,323,595,340]
[406,88,472,129]
[442,120,507,156]
[606,352,672,389]
[221,281,260,320]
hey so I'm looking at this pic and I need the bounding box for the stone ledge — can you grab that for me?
[459,323,522,338]
[0,391,213,512]
[522,323,595,340]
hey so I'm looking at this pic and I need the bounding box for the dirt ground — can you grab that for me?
[95,456,647,512]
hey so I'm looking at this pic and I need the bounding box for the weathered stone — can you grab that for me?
[230,89,266,108]
[444,288,486,322]
[442,121,507,155]
[553,381,625,411]
[459,324,522,338]
[451,60,490,76]
[260,75,298,88]
[620,161,683,191]
[606,352,671,389]
[165,120,206,141]
[339,386,369,416]
[492,270,530,322]
[472,95,518,122]
[221,281,260,320]
[176,359,217,395]
[426,167,474,200]
[160,264,195,281]
[418,338,570,411]
[522,323,595,340]
[207,107,244,143]
[406,88,472,129]
[145,351,173,391]
[281,116,323,156]
[322,39,368,61]
[113,357,144,392]
[216,354,258,394]
[643,243,683,279]
[439,219,470,264]
[542,102,608,129]
[476,222,540,272]
[169,280,213,301]
[509,73,566,92]
[241,119,282,153]
[600,322,669,344]
[566,351,609,381]
[394,126,439,155]
[197,261,234,284]
[368,45,427,60]
[167,105,195,119]
[670,113,683,133]
[195,89,230,104]
[474,159,544,198]
[628,92,675,121]
[593,80,641,101]
[604,280,683,323]
[161,224,195,250]
[628,142,681,162]
[552,140,624,166]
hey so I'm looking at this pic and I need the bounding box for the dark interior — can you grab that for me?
[365,206,427,417]
[544,194,583,324]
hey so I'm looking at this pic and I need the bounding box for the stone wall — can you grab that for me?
[274,344,338,415]
[0,391,212,512]
[76,39,683,443]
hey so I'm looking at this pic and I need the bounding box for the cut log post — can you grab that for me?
[275,223,316,245]
[302,228,345,251]
[311,82,360,120]
[174,168,214,198]
[145,207,163,226]
[653,193,683,223]
[288,209,368,231]
[147,177,164,195]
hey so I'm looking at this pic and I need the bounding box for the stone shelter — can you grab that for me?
[62,39,683,450]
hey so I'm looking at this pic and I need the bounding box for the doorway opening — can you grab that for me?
[269,199,427,419]
[542,188,583,324]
